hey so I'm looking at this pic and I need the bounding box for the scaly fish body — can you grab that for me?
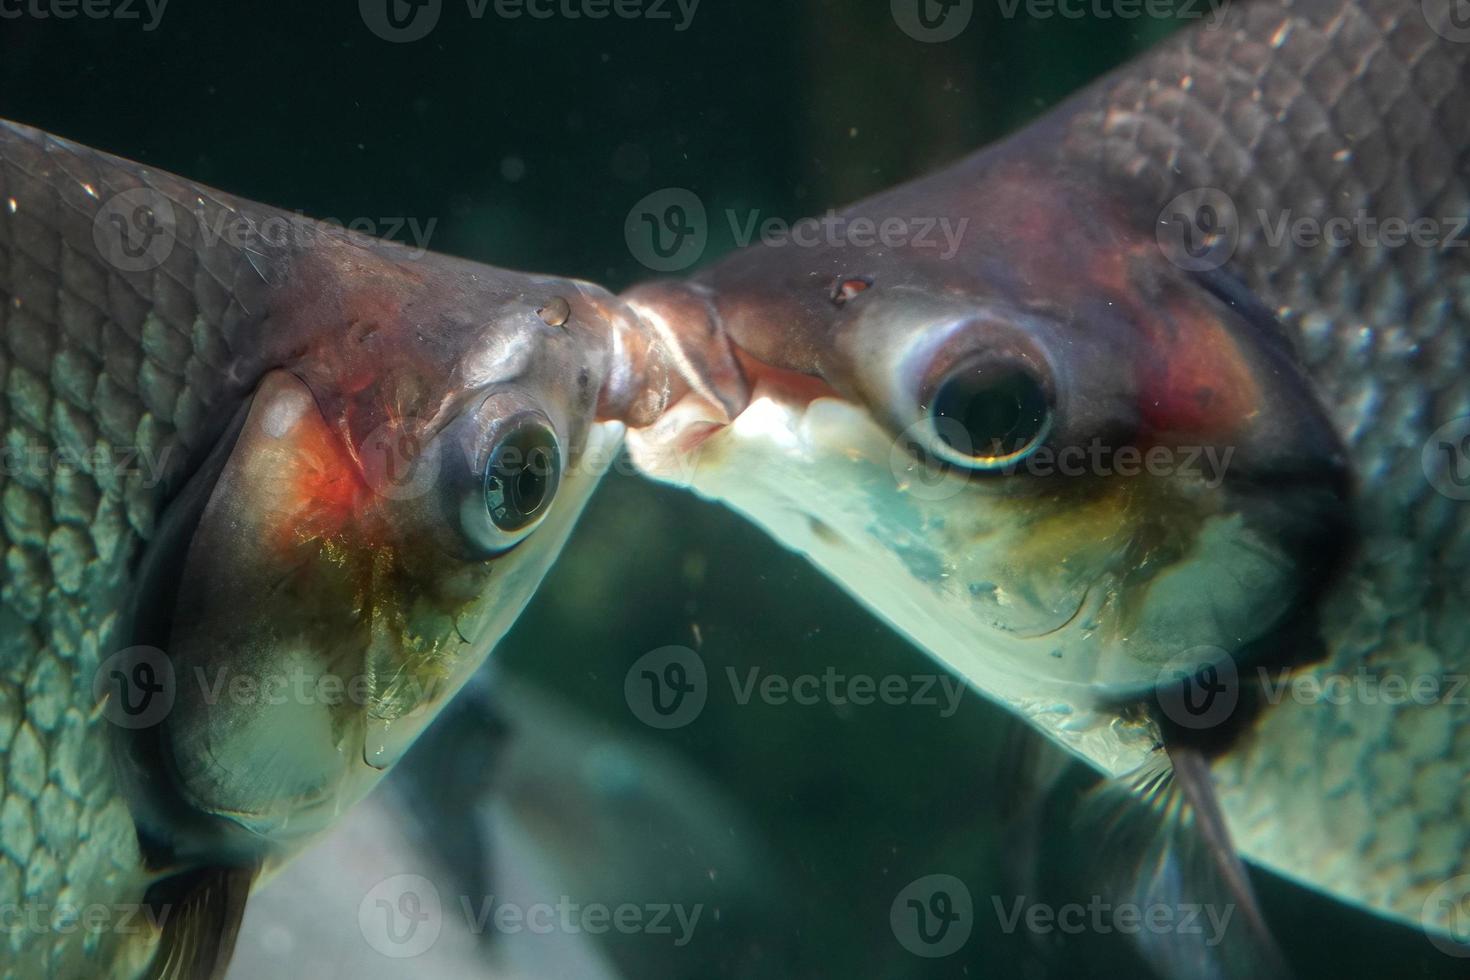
[625,0,1470,944]
[0,119,655,978]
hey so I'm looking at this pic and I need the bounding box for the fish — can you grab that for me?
[0,118,666,978]
[229,671,793,980]
[621,0,1470,970]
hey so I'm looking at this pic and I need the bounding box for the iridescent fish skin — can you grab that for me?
[0,119,652,978]
[625,0,1470,939]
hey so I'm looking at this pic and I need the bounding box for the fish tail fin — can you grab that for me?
[1075,745,1292,980]
[140,864,258,980]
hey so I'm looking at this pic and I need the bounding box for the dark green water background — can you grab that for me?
[1,2,1460,977]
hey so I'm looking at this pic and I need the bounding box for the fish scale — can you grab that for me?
[0,120,280,979]
[1052,0,1470,931]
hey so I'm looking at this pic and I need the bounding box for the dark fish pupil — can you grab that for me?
[515,448,553,512]
[486,423,560,531]
[931,365,1048,462]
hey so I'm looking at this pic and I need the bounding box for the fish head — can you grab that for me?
[626,159,1350,747]
[130,235,639,857]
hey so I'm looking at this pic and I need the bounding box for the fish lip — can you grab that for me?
[623,278,751,423]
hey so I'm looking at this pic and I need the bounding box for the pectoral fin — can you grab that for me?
[1074,745,1291,980]
[140,864,258,980]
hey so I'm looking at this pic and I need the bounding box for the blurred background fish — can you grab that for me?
[229,671,795,980]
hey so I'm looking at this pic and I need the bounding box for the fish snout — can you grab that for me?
[622,279,751,424]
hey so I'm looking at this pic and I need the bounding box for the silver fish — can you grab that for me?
[0,118,659,978]
[623,0,1470,967]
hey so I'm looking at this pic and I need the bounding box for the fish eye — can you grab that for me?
[925,359,1052,471]
[484,417,561,533]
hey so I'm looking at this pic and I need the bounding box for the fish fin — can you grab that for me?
[992,713,1076,824]
[1075,745,1292,980]
[990,716,1086,917]
[140,864,257,980]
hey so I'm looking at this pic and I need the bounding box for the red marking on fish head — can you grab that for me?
[271,397,374,552]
